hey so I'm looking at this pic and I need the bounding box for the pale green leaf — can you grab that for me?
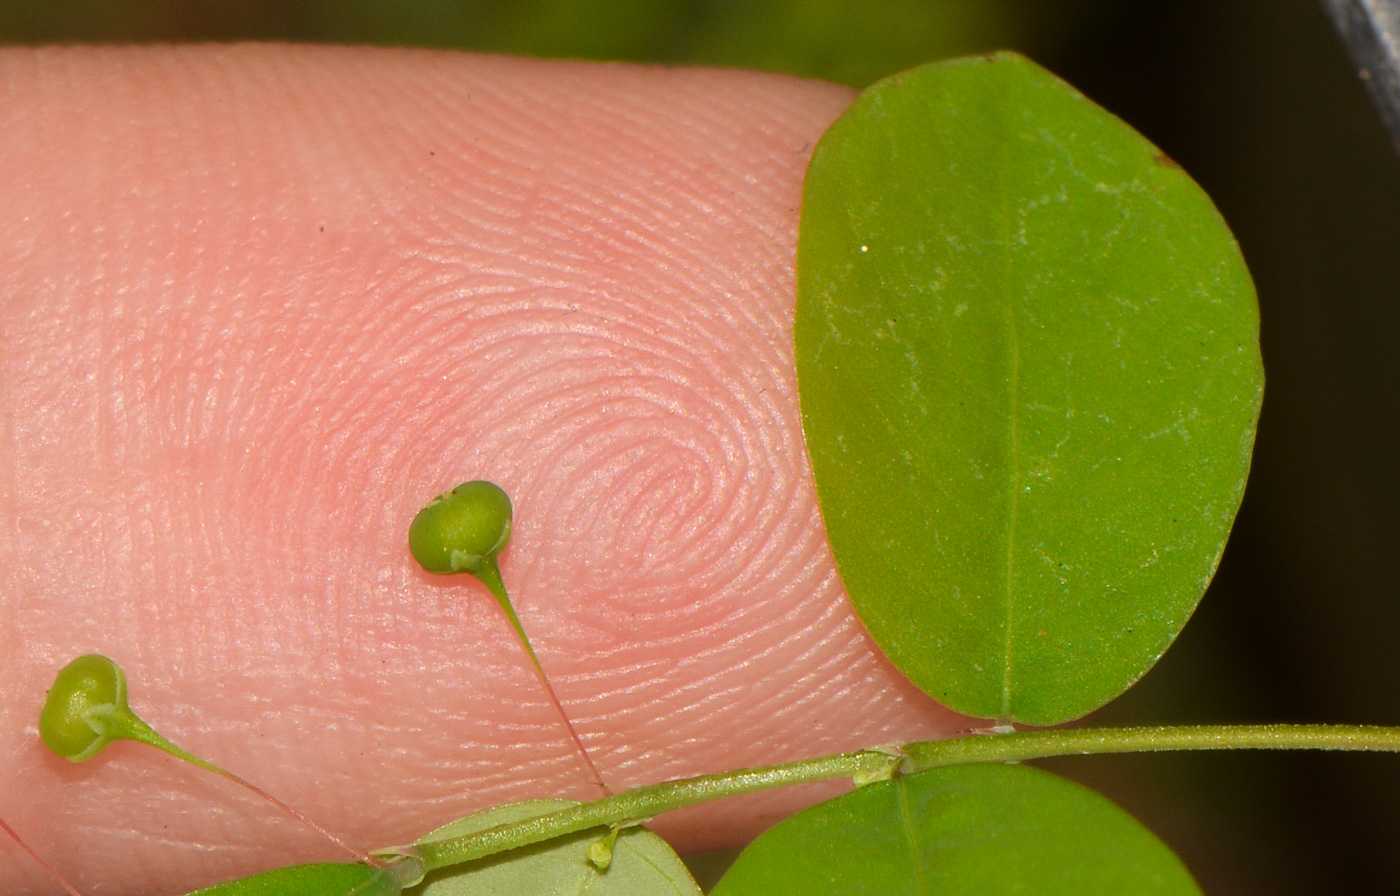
[412,799,702,896]
[710,764,1201,895]
[796,53,1263,724]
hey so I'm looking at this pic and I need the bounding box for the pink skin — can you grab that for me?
[0,46,970,895]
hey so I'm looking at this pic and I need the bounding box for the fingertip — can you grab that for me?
[1,45,967,896]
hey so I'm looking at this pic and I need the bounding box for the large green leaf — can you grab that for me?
[181,862,400,896]
[412,799,703,895]
[796,53,1262,724]
[710,763,1201,895]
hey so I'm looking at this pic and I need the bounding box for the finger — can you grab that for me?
[0,45,969,895]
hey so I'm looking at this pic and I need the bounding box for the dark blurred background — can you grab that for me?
[6,1,1399,892]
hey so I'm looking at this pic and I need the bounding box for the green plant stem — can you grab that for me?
[407,723,1400,872]
[408,749,890,871]
[899,723,1400,766]
[473,559,610,794]
[112,710,375,862]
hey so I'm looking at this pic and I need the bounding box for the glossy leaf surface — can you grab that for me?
[710,763,1200,895]
[796,53,1262,724]
[182,862,400,896]
[414,799,703,895]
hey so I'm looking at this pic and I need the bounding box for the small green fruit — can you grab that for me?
[405,479,608,792]
[38,654,374,861]
[40,654,136,762]
[408,480,513,574]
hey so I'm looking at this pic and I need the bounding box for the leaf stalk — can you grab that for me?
[406,723,1400,872]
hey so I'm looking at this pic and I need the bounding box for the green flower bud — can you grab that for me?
[404,479,608,792]
[408,480,513,575]
[40,654,147,762]
[38,654,373,861]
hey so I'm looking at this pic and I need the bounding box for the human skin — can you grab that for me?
[0,45,969,895]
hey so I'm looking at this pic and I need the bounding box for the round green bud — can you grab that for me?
[39,654,131,762]
[408,480,513,575]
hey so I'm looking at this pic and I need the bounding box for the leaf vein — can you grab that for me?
[896,776,932,896]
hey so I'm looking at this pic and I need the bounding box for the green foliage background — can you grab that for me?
[0,0,1098,85]
[6,1,1400,892]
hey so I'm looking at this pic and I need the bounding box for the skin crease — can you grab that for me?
[0,45,972,895]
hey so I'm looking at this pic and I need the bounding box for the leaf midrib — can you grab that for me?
[997,81,1022,724]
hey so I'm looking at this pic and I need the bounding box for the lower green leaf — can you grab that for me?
[710,763,1201,895]
[182,862,400,896]
[413,799,703,895]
